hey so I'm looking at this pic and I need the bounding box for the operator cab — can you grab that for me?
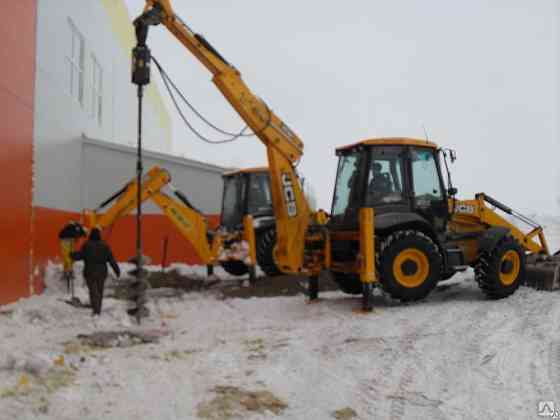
[220,168,274,231]
[330,138,450,234]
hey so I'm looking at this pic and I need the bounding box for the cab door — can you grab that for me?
[329,149,367,230]
[409,147,449,233]
[220,175,245,230]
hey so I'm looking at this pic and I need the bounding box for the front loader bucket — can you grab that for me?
[524,254,560,291]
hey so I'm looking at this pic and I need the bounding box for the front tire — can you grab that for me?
[475,235,525,299]
[378,230,441,302]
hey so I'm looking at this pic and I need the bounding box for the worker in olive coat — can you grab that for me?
[71,228,120,315]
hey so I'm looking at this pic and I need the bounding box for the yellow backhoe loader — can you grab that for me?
[126,0,560,311]
[59,165,282,282]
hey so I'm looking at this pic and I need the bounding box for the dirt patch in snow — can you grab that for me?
[196,385,288,419]
[109,270,339,300]
[243,338,267,361]
[0,362,76,416]
[149,349,202,362]
[1,366,76,400]
[219,274,338,299]
[108,269,221,300]
[332,407,358,419]
[64,330,167,353]
[147,270,220,291]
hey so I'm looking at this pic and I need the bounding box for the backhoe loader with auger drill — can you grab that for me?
[86,0,560,312]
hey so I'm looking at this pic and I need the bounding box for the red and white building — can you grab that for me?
[0,0,226,305]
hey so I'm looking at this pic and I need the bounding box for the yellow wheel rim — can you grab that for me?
[393,248,430,288]
[499,250,520,286]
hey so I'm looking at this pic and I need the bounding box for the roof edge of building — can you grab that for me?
[82,135,234,174]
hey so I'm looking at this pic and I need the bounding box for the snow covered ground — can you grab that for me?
[1,224,560,420]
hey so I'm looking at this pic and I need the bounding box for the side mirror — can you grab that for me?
[448,187,458,196]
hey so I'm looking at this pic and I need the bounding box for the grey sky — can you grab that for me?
[124,0,558,215]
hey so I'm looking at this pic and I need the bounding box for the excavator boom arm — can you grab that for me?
[71,164,222,265]
[83,166,171,230]
[136,1,311,273]
[150,191,221,264]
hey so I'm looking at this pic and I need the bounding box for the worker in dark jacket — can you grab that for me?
[71,228,120,315]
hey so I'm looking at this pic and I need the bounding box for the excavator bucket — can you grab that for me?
[524,253,560,291]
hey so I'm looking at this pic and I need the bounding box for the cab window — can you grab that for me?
[332,152,360,216]
[411,148,443,202]
[365,153,404,205]
[221,176,242,225]
[247,173,273,215]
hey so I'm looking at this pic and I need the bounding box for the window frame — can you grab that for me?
[247,173,273,217]
[365,147,407,207]
[90,54,103,125]
[409,147,446,204]
[66,18,85,107]
[331,151,362,216]
[220,175,244,228]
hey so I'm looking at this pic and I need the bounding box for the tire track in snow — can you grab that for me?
[548,341,560,402]
[449,290,557,416]
[514,296,557,401]
[220,297,381,419]
[384,307,449,420]
[389,364,414,420]
[387,286,490,420]
[315,304,391,419]
[285,300,428,419]
[514,294,555,339]
[452,301,511,418]
[539,298,560,403]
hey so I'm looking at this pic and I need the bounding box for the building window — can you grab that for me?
[67,19,84,106]
[91,55,103,125]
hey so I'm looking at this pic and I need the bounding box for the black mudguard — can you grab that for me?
[374,212,433,233]
[478,226,510,254]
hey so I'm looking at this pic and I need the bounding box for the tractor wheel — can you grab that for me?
[220,260,249,276]
[475,235,525,299]
[378,230,441,302]
[332,272,363,295]
[256,228,280,276]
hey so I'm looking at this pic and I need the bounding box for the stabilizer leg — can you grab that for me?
[248,265,257,285]
[308,276,319,301]
[362,283,374,312]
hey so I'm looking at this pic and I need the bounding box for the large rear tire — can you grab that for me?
[220,260,249,276]
[475,235,525,299]
[256,228,280,276]
[378,230,441,302]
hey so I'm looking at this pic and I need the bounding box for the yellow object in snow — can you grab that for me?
[54,355,65,367]
[17,374,30,388]
[60,239,74,273]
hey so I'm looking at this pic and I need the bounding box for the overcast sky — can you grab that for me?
[124,0,558,216]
